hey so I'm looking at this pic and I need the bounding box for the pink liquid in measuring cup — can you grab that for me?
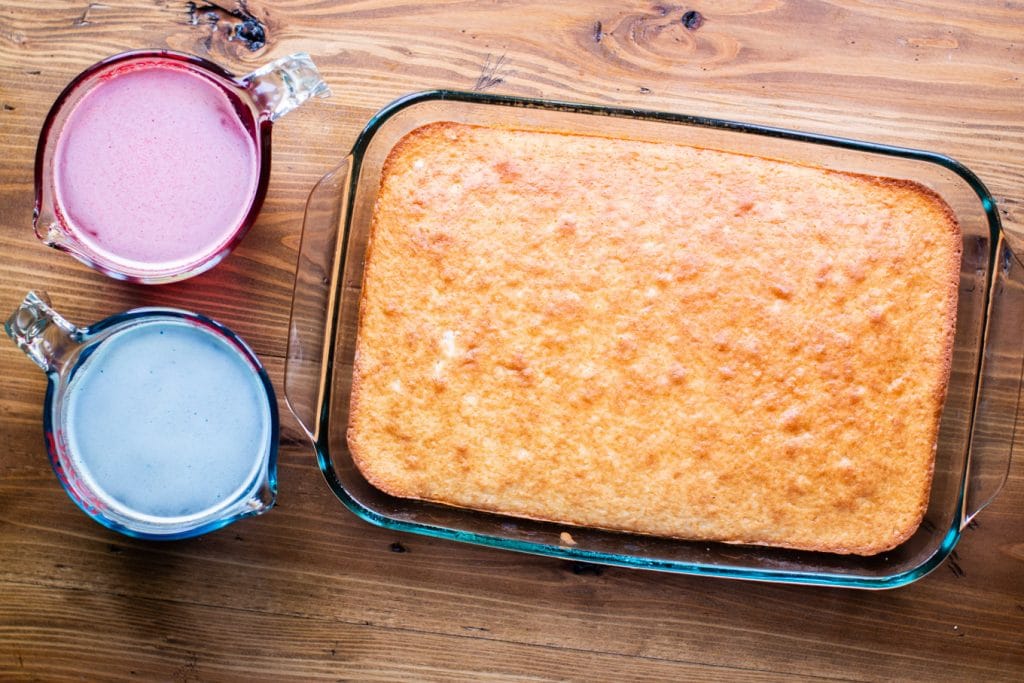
[53,61,260,274]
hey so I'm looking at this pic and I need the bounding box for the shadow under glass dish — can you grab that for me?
[286,91,1018,588]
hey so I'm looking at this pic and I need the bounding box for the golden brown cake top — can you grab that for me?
[349,121,961,555]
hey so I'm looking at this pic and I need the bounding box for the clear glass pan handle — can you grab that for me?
[965,233,1020,525]
[286,157,353,442]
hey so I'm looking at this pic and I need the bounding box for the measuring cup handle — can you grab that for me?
[285,156,353,442]
[4,291,81,374]
[243,52,330,122]
[964,234,1021,525]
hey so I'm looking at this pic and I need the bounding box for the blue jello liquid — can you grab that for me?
[62,319,272,521]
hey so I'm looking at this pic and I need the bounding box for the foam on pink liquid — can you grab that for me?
[54,62,259,271]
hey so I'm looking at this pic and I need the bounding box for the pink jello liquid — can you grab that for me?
[53,61,259,273]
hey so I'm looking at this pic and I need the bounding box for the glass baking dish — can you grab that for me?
[286,90,1018,588]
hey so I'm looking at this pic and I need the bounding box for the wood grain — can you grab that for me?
[1,0,1022,680]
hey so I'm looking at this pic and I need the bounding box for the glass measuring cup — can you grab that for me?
[5,291,279,539]
[34,50,330,284]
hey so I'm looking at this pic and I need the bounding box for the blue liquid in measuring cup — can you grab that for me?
[62,319,272,521]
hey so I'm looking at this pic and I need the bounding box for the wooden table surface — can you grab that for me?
[1,1,1022,680]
